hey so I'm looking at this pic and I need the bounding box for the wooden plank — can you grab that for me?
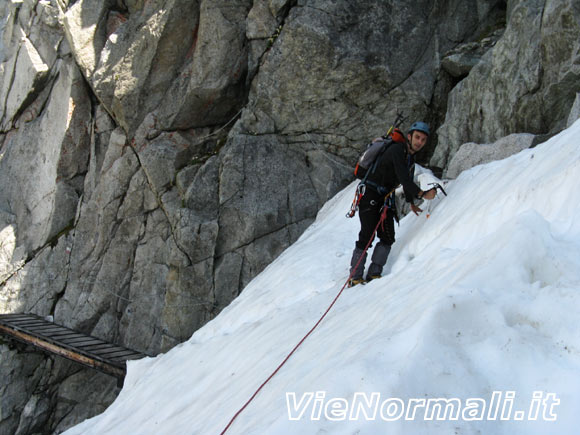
[54,333,94,341]
[26,324,68,330]
[119,354,144,361]
[59,337,106,346]
[0,314,38,321]
[109,351,144,361]
[29,325,75,334]
[32,329,74,337]
[89,346,129,356]
[7,315,45,321]
[10,323,54,331]
[89,347,128,357]
[96,349,140,359]
[61,340,107,349]
[6,315,43,321]
[94,349,135,358]
[27,326,69,334]
[79,343,120,352]
[40,331,84,339]
[58,337,99,345]
[59,335,102,342]
[9,320,48,327]
[0,314,37,321]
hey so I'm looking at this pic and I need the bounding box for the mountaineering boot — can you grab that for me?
[349,247,367,287]
[347,277,365,288]
[366,241,391,281]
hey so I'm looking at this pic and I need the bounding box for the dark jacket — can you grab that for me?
[366,141,421,203]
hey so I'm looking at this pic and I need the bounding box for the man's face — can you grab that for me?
[407,131,428,154]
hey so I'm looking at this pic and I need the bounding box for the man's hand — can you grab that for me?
[421,188,437,200]
[410,204,423,216]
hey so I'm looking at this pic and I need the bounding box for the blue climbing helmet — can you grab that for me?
[409,121,430,136]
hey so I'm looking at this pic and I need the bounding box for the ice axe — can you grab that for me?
[428,182,447,197]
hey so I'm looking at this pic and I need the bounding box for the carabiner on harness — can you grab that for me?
[346,183,366,218]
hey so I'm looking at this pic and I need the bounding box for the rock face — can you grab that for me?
[567,93,580,128]
[432,0,580,169]
[445,133,535,179]
[0,0,579,433]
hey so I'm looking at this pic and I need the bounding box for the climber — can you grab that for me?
[348,121,437,287]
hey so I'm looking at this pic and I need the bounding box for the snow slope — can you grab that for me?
[66,121,580,434]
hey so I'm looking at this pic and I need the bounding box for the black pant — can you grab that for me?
[356,190,396,250]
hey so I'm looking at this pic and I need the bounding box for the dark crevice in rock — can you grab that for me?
[235,253,245,299]
[0,54,21,129]
[10,73,53,128]
[248,0,297,84]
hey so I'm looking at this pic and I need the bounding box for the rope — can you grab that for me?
[219,187,396,434]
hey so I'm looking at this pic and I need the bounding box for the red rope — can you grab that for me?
[220,190,394,434]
